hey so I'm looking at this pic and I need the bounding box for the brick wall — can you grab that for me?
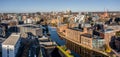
[80,36,93,48]
[66,28,87,43]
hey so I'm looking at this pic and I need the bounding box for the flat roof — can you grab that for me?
[17,24,39,28]
[70,27,83,32]
[81,33,103,39]
[2,33,20,45]
[81,33,92,38]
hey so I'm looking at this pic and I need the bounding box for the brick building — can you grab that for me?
[63,26,109,57]
[66,27,87,43]
[66,39,108,57]
[80,33,105,50]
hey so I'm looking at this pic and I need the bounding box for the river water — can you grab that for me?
[48,26,80,57]
[48,27,65,45]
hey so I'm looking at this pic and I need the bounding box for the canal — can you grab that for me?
[48,26,80,57]
[48,26,65,45]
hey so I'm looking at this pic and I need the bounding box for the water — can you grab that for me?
[48,26,65,45]
[48,26,80,57]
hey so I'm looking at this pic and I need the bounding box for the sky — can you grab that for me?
[0,0,120,13]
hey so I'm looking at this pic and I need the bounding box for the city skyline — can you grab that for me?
[0,0,120,13]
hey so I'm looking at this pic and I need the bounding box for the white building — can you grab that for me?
[2,33,21,57]
[24,18,33,24]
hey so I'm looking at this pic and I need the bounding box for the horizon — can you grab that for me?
[0,0,120,13]
[0,10,120,13]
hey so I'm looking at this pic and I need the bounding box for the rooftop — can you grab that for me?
[23,25,39,28]
[81,33,103,39]
[17,24,39,28]
[103,29,114,33]
[2,33,21,45]
[70,27,83,32]
[81,33,92,38]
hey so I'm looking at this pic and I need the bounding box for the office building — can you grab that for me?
[2,33,21,57]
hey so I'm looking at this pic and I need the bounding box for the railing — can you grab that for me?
[57,46,74,57]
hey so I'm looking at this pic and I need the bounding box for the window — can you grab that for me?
[7,46,9,57]
[9,48,13,51]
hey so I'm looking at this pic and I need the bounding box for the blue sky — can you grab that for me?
[0,0,120,13]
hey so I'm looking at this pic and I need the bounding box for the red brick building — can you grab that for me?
[66,27,87,43]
